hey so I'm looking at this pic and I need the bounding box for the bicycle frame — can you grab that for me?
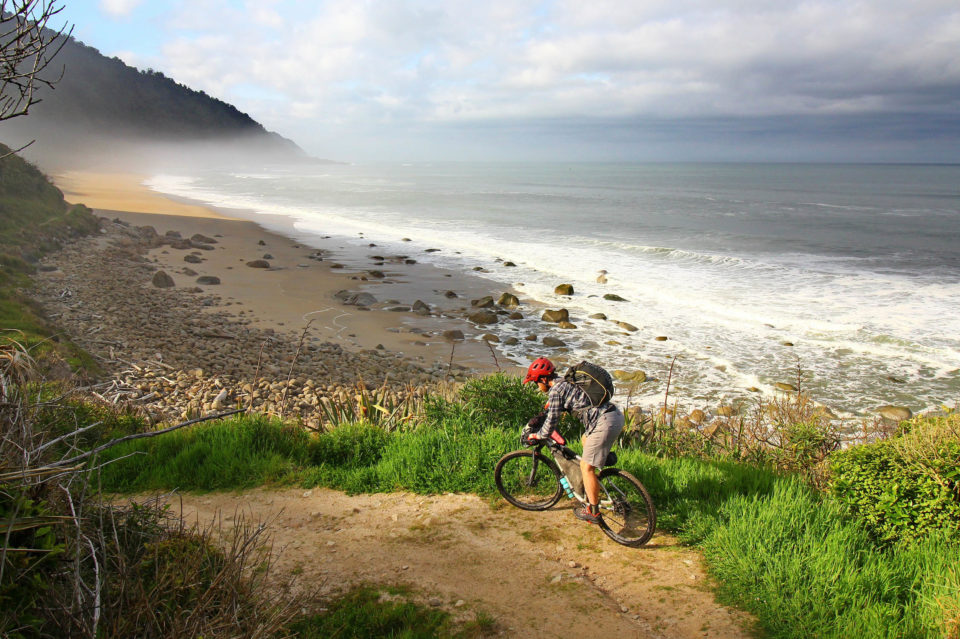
[532,439,614,508]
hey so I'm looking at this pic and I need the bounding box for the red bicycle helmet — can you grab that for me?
[524,357,556,384]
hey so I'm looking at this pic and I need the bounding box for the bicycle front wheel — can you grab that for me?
[494,450,564,511]
[597,469,656,547]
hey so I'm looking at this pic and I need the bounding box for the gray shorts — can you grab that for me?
[581,407,624,467]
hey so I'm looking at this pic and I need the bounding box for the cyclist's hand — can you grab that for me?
[524,432,541,445]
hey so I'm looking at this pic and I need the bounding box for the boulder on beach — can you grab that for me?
[589,313,607,320]
[471,296,495,308]
[246,259,270,268]
[616,321,639,332]
[184,254,203,263]
[716,405,737,417]
[444,291,458,298]
[688,409,706,425]
[555,284,574,296]
[443,329,465,341]
[525,334,538,341]
[878,405,912,423]
[504,337,519,345]
[557,321,577,329]
[542,336,566,348]
[191,233,217,244]
[412,300,431,315]
[604,293,627,302]
[151,270,175,288]
[613,370,646,383]
[368,270,386,279]
[597,274,608,284]
[497,292,520,308]
[481,333,500,343]
[655,336,668,341]
[541,309,570,323]
[334,290,377,307]
[196,275,220,285]
[468,310,499,325]
[503,261,517,267]
[775,382,798,392]
[508,311,523,320]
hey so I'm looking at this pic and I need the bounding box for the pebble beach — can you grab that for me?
[34,172,525,426]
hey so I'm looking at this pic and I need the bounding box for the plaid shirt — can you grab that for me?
[537,379,607,438]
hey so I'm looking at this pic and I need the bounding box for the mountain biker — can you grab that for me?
[522,357,624,525]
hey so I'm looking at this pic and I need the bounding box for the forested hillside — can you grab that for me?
[0,34,306,163]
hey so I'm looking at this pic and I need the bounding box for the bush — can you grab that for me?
[702,479,960,638]
[830,414,960,545]
[308,421,393,468]
[457,374,544,429]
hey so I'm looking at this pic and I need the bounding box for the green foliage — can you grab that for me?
[0,489,66,636]
[98,416,311,491]
[308,421,393,468]
[0,147,100,371]
[701,480,960,638]
[288,586,451,639]
[457,373,545,429]
[830,421,960,546]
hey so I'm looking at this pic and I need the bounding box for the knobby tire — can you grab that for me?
[494,450,563,511]
[596,468,656,547]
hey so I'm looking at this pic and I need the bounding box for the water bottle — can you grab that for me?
[559,476,575,498]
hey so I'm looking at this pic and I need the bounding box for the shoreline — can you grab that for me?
[52,171,517,377]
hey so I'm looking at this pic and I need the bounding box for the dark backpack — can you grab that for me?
[564,361,615,407]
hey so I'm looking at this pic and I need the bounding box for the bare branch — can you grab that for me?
[46,408,244,469]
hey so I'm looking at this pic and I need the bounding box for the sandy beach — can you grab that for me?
[50,171,519,377]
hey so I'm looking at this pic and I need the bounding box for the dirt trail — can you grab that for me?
[154,488,753,638]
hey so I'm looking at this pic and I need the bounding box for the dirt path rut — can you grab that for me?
[159,488,753,638]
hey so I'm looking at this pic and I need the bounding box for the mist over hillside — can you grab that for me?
[0,34,320,171]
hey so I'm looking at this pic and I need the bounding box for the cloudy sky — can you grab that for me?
[59,0,960,162]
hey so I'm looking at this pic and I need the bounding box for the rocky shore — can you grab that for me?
[31,217,464,427]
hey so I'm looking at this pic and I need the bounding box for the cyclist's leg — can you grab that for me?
[580,408,624,507]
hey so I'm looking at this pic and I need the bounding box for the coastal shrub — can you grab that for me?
[308,421,393,468]
[0,148,100,368]
[457,373,544,429]
[830,414,960,546]
[701,479,960,638]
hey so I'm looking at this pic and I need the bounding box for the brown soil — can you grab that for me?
[158,487,754,638]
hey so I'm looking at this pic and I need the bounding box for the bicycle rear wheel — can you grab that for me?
[494,450,564,511]
[596,469,656,547]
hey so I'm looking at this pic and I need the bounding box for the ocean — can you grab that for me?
[145,162,960,416]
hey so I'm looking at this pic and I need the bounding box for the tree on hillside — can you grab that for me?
[0,0,70,144]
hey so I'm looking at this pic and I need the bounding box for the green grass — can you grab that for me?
[288,586,453,639]
[95,409,959,638]
[0,145,101,369]
[287,585,498,638]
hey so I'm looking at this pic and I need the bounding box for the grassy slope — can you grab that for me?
[0,144,100,368]
[93,396,958,638]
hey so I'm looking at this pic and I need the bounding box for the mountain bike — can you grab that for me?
[494,430,656,547]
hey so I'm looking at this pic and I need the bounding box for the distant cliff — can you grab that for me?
[0,34,312,167]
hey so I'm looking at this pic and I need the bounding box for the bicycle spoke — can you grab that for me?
[597,469,656,547]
